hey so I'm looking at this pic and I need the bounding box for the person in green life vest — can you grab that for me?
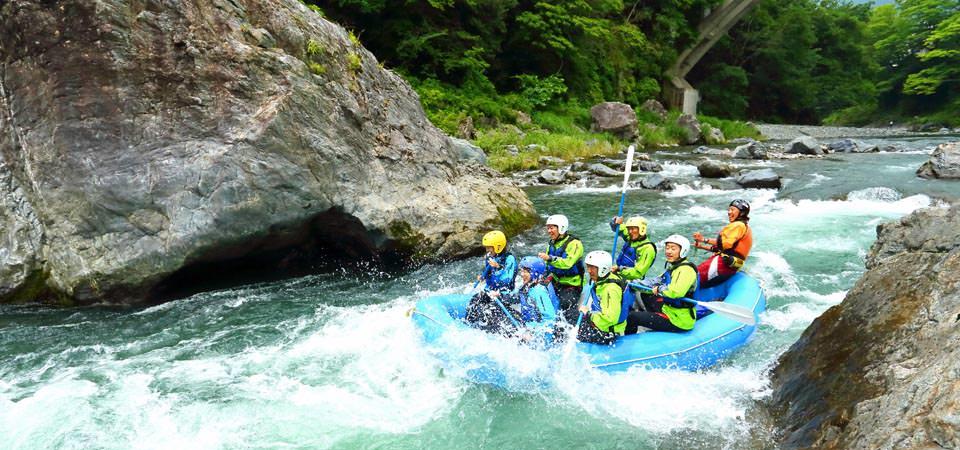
[608,215,656,280]
[560,250,625,345]
[537,214,585,312]
[626,234,698,334]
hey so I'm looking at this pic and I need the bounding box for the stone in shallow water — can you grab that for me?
[736,169,781,188]
[697,160,735,178]
[639,174,674,190]
[786,136,823,155]
[917,142,960,179]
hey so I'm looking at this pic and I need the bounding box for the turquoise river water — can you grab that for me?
[1,136,959,449]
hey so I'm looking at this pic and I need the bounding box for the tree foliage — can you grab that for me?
[311,0,959,126]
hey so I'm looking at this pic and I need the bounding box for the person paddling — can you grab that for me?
[560,250,625,345]
[465,231,518,330]
[609,216,656,280]
[486,256,561,344]
[692,199,753,287]
[537,214,585,312]
[626,235,698,334]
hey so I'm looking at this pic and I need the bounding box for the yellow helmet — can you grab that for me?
[482,230,507,254]
[624,216,648,235]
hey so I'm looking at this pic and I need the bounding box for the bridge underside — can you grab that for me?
[664,0,761,114]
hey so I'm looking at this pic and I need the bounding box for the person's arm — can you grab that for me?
[692,231,715,250]
[492,254,517,286]
[660,266,697,306]
[526,287,558,338]
[548,239,583,270]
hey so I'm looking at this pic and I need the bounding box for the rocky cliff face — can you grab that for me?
[0,0,537,305]
[769,204,960,449]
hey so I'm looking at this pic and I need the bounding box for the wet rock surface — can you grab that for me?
[785,136,823,155]
[697,160,735,178]
[589,102,638,140]
[769,204,960,449]
[0,0,536,304]
[736,169,781,188]
[917,142,960,179]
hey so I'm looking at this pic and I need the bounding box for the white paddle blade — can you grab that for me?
[698,300,757,326]
[621,145,636,191]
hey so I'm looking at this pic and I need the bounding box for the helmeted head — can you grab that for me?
[663,234,690,261]
[482,230,507,254]
[519,256,546,282]
[545,214,569,239]
[584,250,613,279]
[729,199,750,222]
[624,216,648,239]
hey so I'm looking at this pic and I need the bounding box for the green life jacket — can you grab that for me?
[660,260,698,331]
[589,273,627,335]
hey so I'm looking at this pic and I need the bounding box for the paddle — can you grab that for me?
[489,293,522,330]
[610,145,637,258]
[563,145,636,357]
[629,282,756,326]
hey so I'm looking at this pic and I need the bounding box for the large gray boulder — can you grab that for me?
[588,163,622,177]
[676,114,702,145]
[590,102,638,140]
[639,174,674,190]
[697,160,735,178]
[735,169,781,188]
[0,0,537,304]
[537,169,565,185]
[769,204,960,449]
[449,137,486,165]
[785,136,823,155]
[917,142,960,179]
[640,99,668,121]
[733,141,767,160]
[827,138,879,153]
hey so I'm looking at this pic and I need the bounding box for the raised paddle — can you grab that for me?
[629,282,757,326]
[609,144,637,258]
[564,145,637,357]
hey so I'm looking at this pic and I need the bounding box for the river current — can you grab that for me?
[1,136,958,449]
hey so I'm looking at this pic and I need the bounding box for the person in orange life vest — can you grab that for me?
[692,199,753,288]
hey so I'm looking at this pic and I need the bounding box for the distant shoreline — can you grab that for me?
[755,123,954,141]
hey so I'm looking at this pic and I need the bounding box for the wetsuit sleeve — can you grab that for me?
[526,286,558,339]
[609,220,629,240]
[550,239,583,270]
[619,244,656,279]
[720,222,747,251]
[484,254,517,290]
[590,284,623,331]
[661,265,697,306]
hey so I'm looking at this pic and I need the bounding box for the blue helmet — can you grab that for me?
[519,256,546,280]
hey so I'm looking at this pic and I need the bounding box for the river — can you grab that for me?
[1,135,958,449]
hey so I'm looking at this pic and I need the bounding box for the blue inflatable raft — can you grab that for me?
[410,272,766,385]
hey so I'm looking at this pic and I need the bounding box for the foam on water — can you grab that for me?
[846,187,902,202]
[659,161,700,178]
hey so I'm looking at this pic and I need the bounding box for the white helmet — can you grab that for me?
[664,234,691,258]
[584,250,613,278]
[545,214,569,235]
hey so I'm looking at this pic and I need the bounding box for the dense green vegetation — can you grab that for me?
[306,0,958,169]
[694,0,959,127]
